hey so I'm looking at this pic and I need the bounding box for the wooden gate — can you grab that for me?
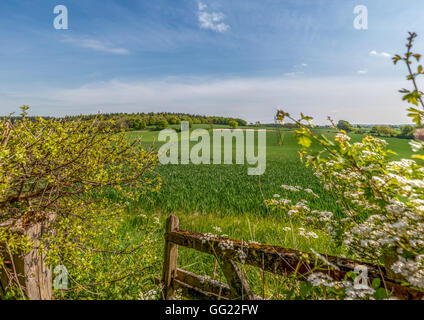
[161,214,424,300]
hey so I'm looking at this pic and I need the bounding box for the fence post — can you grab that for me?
[161,215,179,300]
[220,260,254,300]
[0,214,55,300]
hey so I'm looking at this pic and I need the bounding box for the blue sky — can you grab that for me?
[1,0,424,124]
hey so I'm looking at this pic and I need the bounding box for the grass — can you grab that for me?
[120,127,416,298]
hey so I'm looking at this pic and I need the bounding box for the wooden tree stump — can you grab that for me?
[0,214,55,300]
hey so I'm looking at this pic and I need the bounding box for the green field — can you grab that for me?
[128,128,413,217]
[120,127,415,298]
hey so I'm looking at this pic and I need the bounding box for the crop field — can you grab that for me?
[127,127,413,217]
[120,127,415,296]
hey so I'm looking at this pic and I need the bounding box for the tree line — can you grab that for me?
[7,112,248,131]
[337,120,417,139]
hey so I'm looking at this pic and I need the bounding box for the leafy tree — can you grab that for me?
[370,126,379,134]
[376,125,399,137]
[336,120,355,132]
[169,117,181,125]
[149,116,158,126]
[114,117,131,130]
[0,107,161,299]
[398,125,415,138]
[229,120,238,129]
[134,118,147,130]
[156,119,169,130]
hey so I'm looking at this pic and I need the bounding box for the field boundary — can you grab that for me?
[160,214,424,300]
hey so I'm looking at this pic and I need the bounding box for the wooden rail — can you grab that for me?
[161,215,424,300]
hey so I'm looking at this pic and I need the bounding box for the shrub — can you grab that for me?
[0,107,161,299]
[271,33,424,295]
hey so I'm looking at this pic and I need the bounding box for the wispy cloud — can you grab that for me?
[198,1,207,11]
[61,37,130,55]
[369,50,391,58]
[284,72,304,77]
[284,63,308,77]
[357,69,368,75]
[197,1,230,33]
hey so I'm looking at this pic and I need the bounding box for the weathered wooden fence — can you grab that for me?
[161,214,424,300]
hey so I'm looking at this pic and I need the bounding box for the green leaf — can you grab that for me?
[392,55,402,64]
[371,278,381,290]
[297,135,312,148]
[345,271,357,281]
[407,107,424,126]
[374,288,389,300]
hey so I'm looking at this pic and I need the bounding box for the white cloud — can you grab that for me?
[61,37,129,55]
[370,50,391,58]
[197,2,230,33]
[285,63,308,77]
[198,1,207,11]
[2,76,409,125]
[284,72,304,77]
[357,69,368,75]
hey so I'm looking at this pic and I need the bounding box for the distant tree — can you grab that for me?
[370,126,379,134]
[115,118,130,130]
[134,119,147,130]
[237,119,247,126]
[337,120,355,132]
[169,117,181,125]
[372,125,399,137]
[149,116,158,126]
[398,125,415,138]
[229,120,238,129]
[156,119,169,130]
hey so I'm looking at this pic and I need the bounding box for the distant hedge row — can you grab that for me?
[8,112,248,131]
